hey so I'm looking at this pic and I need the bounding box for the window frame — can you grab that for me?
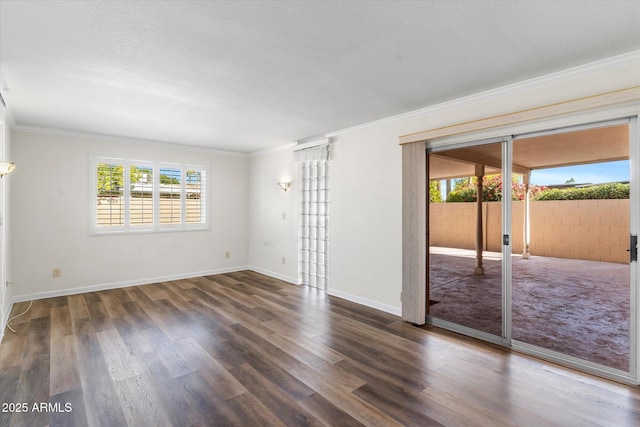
[90,155,209,235]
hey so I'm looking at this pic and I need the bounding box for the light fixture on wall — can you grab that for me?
[0,162,15,177]
[277,181,291,192]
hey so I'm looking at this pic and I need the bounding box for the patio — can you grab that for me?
[428,247,630,372]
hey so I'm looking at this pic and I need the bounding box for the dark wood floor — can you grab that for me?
[1,271,639,426]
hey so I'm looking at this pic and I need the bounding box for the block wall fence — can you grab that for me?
[429,199,630,264]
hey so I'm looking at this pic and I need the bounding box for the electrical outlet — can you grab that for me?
[225,251,231,259]
[281,212,286,220]
[281,256,286,264]
[52,268,61,278]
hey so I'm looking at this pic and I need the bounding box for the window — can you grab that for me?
[185,169,204,224]
[91,156,208,234]
[159,166,182,225]
[299,159,330,290]
[96,161,124,227]
[130,164,154,226]
[294,140,331,290]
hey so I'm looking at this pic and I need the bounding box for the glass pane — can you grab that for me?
[159,168,182,224]
[300,160,329,290]
[130,165,153,225]
[186,169,203,224]
[96,162,124,226]
[512,123,630,372]
[428,141,504,336]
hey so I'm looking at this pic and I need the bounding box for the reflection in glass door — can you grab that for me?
[427,140,505,338]
[511,121,634,374]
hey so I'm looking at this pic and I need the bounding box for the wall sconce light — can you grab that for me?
[0,162,15,177]
[277,181,291,192]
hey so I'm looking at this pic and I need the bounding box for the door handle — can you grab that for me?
[630,235,638,263]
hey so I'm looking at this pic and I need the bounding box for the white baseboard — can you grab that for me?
[7,266,250,305]
[1,267,402,343]
[247,265,299,285]
[246,268,401,317]
[326,288,401,317]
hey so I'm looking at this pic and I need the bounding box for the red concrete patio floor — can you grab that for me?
[428,247,630,372]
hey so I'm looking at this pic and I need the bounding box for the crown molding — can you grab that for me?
[400,86,640,144]
[248,141,297,157]
[11,124,249,157]
[326,50,640,139]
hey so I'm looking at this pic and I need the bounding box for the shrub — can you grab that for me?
[447,187,477,202]
[429,180,442,202]
[533,183,629,201]
[446,174,547,202]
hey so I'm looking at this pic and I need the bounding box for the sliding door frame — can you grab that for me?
[630,116,639,382]
[502,136,513,346]
[416,106,640,384]
[426,136,511,347]
[509,117,637,384]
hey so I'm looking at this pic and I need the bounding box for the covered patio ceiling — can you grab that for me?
[429,123,629,180]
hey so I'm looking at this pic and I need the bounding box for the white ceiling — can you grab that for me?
[1,1,639,154]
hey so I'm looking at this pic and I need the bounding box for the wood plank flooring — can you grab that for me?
[1,270,639,426]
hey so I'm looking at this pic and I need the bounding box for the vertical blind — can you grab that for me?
[296,142,331,290]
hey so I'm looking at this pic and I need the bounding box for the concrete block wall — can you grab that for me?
[529,199,629,264]
[429,199,629,264]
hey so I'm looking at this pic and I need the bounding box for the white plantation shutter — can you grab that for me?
[159,167,182,225]
[129,164,153,226]
[296,141,331,290]
[96,161,124,228]
[186,169,205,224]
[91,156,208,234]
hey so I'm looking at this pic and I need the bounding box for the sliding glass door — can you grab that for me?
[426,117,637,380]
[511,119,636,377]
[427,138,508,341]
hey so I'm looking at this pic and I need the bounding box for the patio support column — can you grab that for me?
[523,173,531,259]
[475,164,485,275]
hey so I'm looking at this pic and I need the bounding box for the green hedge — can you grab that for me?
[532,183,629,201]
[446,187,477,202]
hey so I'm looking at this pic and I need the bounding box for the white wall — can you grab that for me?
[0,102,11,337]
[248,52,640,316]
[8,129,249,300]
[248,148,298,283]
[329,128,403,314]
[4,52,639,320]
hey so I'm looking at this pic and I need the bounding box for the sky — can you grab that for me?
[530,160,629,186]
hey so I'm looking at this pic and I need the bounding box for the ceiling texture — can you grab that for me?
[1,1,639,154]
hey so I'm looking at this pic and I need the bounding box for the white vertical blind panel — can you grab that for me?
[299,159,330,290]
